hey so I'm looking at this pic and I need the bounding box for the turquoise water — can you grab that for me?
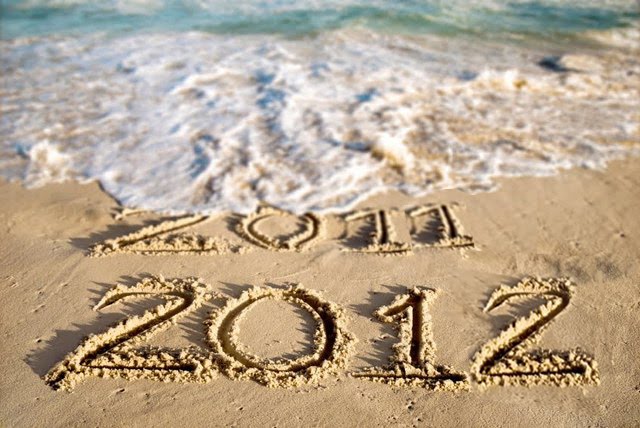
[1,0,638,40]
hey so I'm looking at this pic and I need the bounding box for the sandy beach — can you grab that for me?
[1,158,639,426]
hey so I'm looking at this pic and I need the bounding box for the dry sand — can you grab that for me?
[1,159,639,426]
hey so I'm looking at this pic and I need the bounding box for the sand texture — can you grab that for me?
[1,160,640,426]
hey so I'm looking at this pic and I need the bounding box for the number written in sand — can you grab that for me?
[45,276,598,391]
[90,214,245,256]
[471,277,599,387]
[344,209,411,254]
[353,288,468,390]
[205,285,356,388]
[343,204,474,255]
[45,277,217,391]
[236,207,325,252]
[91,203,473,256]
[407,204,474,249]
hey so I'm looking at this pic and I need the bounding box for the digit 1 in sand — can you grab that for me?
[343,209,411,254]
[353,287,468,390]
[407,204,474,249]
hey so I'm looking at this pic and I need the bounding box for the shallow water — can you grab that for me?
[1,1,639,213]
[2,0,638,39]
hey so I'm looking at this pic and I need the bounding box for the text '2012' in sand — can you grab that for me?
[46,276,598,392]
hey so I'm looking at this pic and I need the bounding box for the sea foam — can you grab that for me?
[1,27,638,214]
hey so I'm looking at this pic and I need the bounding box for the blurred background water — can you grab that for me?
[1,1,639,214]
[1,0,638,41]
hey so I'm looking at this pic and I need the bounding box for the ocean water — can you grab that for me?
[1,1,639,214]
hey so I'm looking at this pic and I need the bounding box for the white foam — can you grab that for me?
[1,28,638,214]
[24,141,74,186]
